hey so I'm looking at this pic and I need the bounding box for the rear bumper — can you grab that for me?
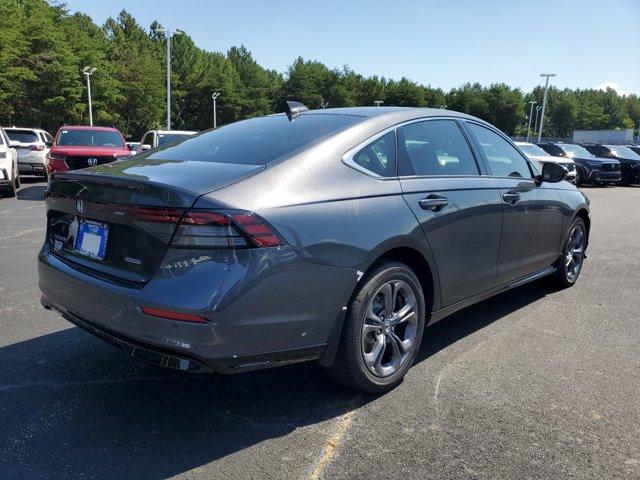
[18,162,46,175]
[38,244,358,373]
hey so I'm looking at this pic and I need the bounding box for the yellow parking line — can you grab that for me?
[308,408,356,480]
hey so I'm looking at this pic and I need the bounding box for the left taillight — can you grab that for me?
[29,143,45,151]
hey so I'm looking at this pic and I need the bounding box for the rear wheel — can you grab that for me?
[574,168,584,186]
[326,261,426,394]
[553,217,586,288]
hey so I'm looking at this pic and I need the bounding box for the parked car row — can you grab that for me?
[515,140,640,187]
[0,125,199,192]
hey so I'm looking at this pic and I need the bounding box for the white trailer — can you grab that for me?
[572,129,634,144]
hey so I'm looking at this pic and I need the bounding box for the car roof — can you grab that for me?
[3,127,43,132]
[57,126,121,132]
[154,130,197,134]
[515,141,535,146]
[300,106,479,121]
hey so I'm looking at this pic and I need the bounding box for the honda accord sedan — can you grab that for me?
[39,104,590,393]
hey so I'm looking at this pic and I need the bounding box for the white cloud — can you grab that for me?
[597,82,628,96]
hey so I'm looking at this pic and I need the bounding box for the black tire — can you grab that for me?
[553,217,587,288]
[619,174,632,186]
[6,170,17,198]
[325,261,426,394]
[15,168,20,189]
[574,168,584,187]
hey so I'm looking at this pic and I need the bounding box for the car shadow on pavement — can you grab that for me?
[415,279,553,364]
[16,177,47,201]
[0,280,554,479]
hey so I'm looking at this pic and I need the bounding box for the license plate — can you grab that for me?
[74,219,109,260]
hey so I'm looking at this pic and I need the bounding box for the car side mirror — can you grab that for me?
[141,144,152,151]
[46,141,53,147]
[540,161,567,183]
[8,140,20,148]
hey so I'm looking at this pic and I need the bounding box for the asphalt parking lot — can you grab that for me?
[1,178,639,480]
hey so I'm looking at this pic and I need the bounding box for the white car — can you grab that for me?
[515,141,577,182]
[136,130,196,153]
[0,127,20,197]
[4,127,53,179]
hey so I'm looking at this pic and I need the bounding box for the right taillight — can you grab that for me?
[171,210,283,249]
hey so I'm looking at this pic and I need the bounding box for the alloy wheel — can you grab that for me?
[361,280,418,377]
[565,224,585,281]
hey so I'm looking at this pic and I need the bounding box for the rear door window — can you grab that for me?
[467,123,532,178]
[398,120,479,176]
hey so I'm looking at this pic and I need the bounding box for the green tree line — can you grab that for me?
[1,0,638,141]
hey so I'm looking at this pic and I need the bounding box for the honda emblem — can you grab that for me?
[76,200,84,214]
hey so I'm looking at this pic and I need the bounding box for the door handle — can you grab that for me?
[419,195,448,211]
[502,191,520,204]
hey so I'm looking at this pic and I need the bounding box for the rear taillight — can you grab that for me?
[125,207,284,249]
[172,210,284,249]
[29,143,45,151]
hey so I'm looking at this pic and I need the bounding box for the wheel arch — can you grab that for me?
[574,208,590,246]
[318,245,439,368]
[369,247,437,318]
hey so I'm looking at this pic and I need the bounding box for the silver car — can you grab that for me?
[136,129,197,153]
[39,105,590,393]
[4,127,53,179]
[515,142,577,183]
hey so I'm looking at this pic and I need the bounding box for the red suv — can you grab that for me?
[46,126,132,176]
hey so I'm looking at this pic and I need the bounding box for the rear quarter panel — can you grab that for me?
[195,116,442,310]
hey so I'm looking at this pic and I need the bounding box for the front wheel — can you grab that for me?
[553,217,587,288]
[326,261,426,394]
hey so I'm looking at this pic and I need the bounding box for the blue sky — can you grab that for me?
[63,0,640,94]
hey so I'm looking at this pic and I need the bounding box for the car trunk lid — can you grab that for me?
[46,159,264,284]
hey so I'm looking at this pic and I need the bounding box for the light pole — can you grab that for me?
[526,100,537,142]
[82,66,96,126]
[537,73,556,142]
[533,105,542,137]
[212,92,220,128]
[373,100,384,107]
[155,28,182,130]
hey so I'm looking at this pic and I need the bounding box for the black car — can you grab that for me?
[581,143,640,186]
[537,143,621,186]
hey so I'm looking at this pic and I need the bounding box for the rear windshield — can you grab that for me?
[158,133,193,146]
[146,114,362,165]
[6,130,39,144]
[57,130,124,148]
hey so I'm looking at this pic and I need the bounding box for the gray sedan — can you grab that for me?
[38,105,589,393]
